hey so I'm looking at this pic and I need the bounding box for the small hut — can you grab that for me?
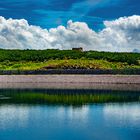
[72,47,83,52]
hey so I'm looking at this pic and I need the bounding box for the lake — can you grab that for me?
[0,89,140,140]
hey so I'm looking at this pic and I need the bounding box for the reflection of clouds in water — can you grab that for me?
[27,105,89,121]
[56,106,89,121]
[0,105,29,129]
[103,103,140,126]
[0,105,89,130]
[52,106,89,128]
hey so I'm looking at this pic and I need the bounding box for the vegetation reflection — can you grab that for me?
[0,89,140,105]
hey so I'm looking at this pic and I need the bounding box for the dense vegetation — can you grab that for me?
[0,49,140,65]
[0,59,140,70]
[0,49,140,70]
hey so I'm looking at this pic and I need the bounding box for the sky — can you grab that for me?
[0,0,140,52]
[0,0,140,30]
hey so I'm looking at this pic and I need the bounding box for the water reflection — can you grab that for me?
[0,104,89,130]
[0,105,29,129]
[1,89,140,105]
[103,103,140,127]
[0,88,140,140]
[0,103,140,140]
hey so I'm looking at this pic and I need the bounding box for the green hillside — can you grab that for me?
[0,49,140,70]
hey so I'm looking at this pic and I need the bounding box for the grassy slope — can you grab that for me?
[0,59,140,70]
[0,49,140,70]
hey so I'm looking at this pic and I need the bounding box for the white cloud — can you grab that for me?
[102,15,140,52]
[0,15,140,52]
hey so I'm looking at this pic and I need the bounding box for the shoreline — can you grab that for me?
[0,75,140,91]
[0,69,140,75]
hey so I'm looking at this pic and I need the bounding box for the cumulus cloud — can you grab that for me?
[0,15,140,52]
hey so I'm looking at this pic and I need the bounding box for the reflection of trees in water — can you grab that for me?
[0,89,140,105]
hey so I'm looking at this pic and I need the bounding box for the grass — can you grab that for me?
[0,49,140,65]
[0,59,140,70]
[0,49,140,71]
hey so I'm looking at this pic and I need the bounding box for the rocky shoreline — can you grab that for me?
[0,69,140,75]
[0,75,140,91]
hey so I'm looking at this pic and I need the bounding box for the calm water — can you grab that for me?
[0,102,140,140]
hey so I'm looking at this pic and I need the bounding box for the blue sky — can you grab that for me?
[0,0,140,30]
[0,0,140,51]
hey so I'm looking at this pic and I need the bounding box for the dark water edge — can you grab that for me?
[0,69,140,75]
[0,89,140,105]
